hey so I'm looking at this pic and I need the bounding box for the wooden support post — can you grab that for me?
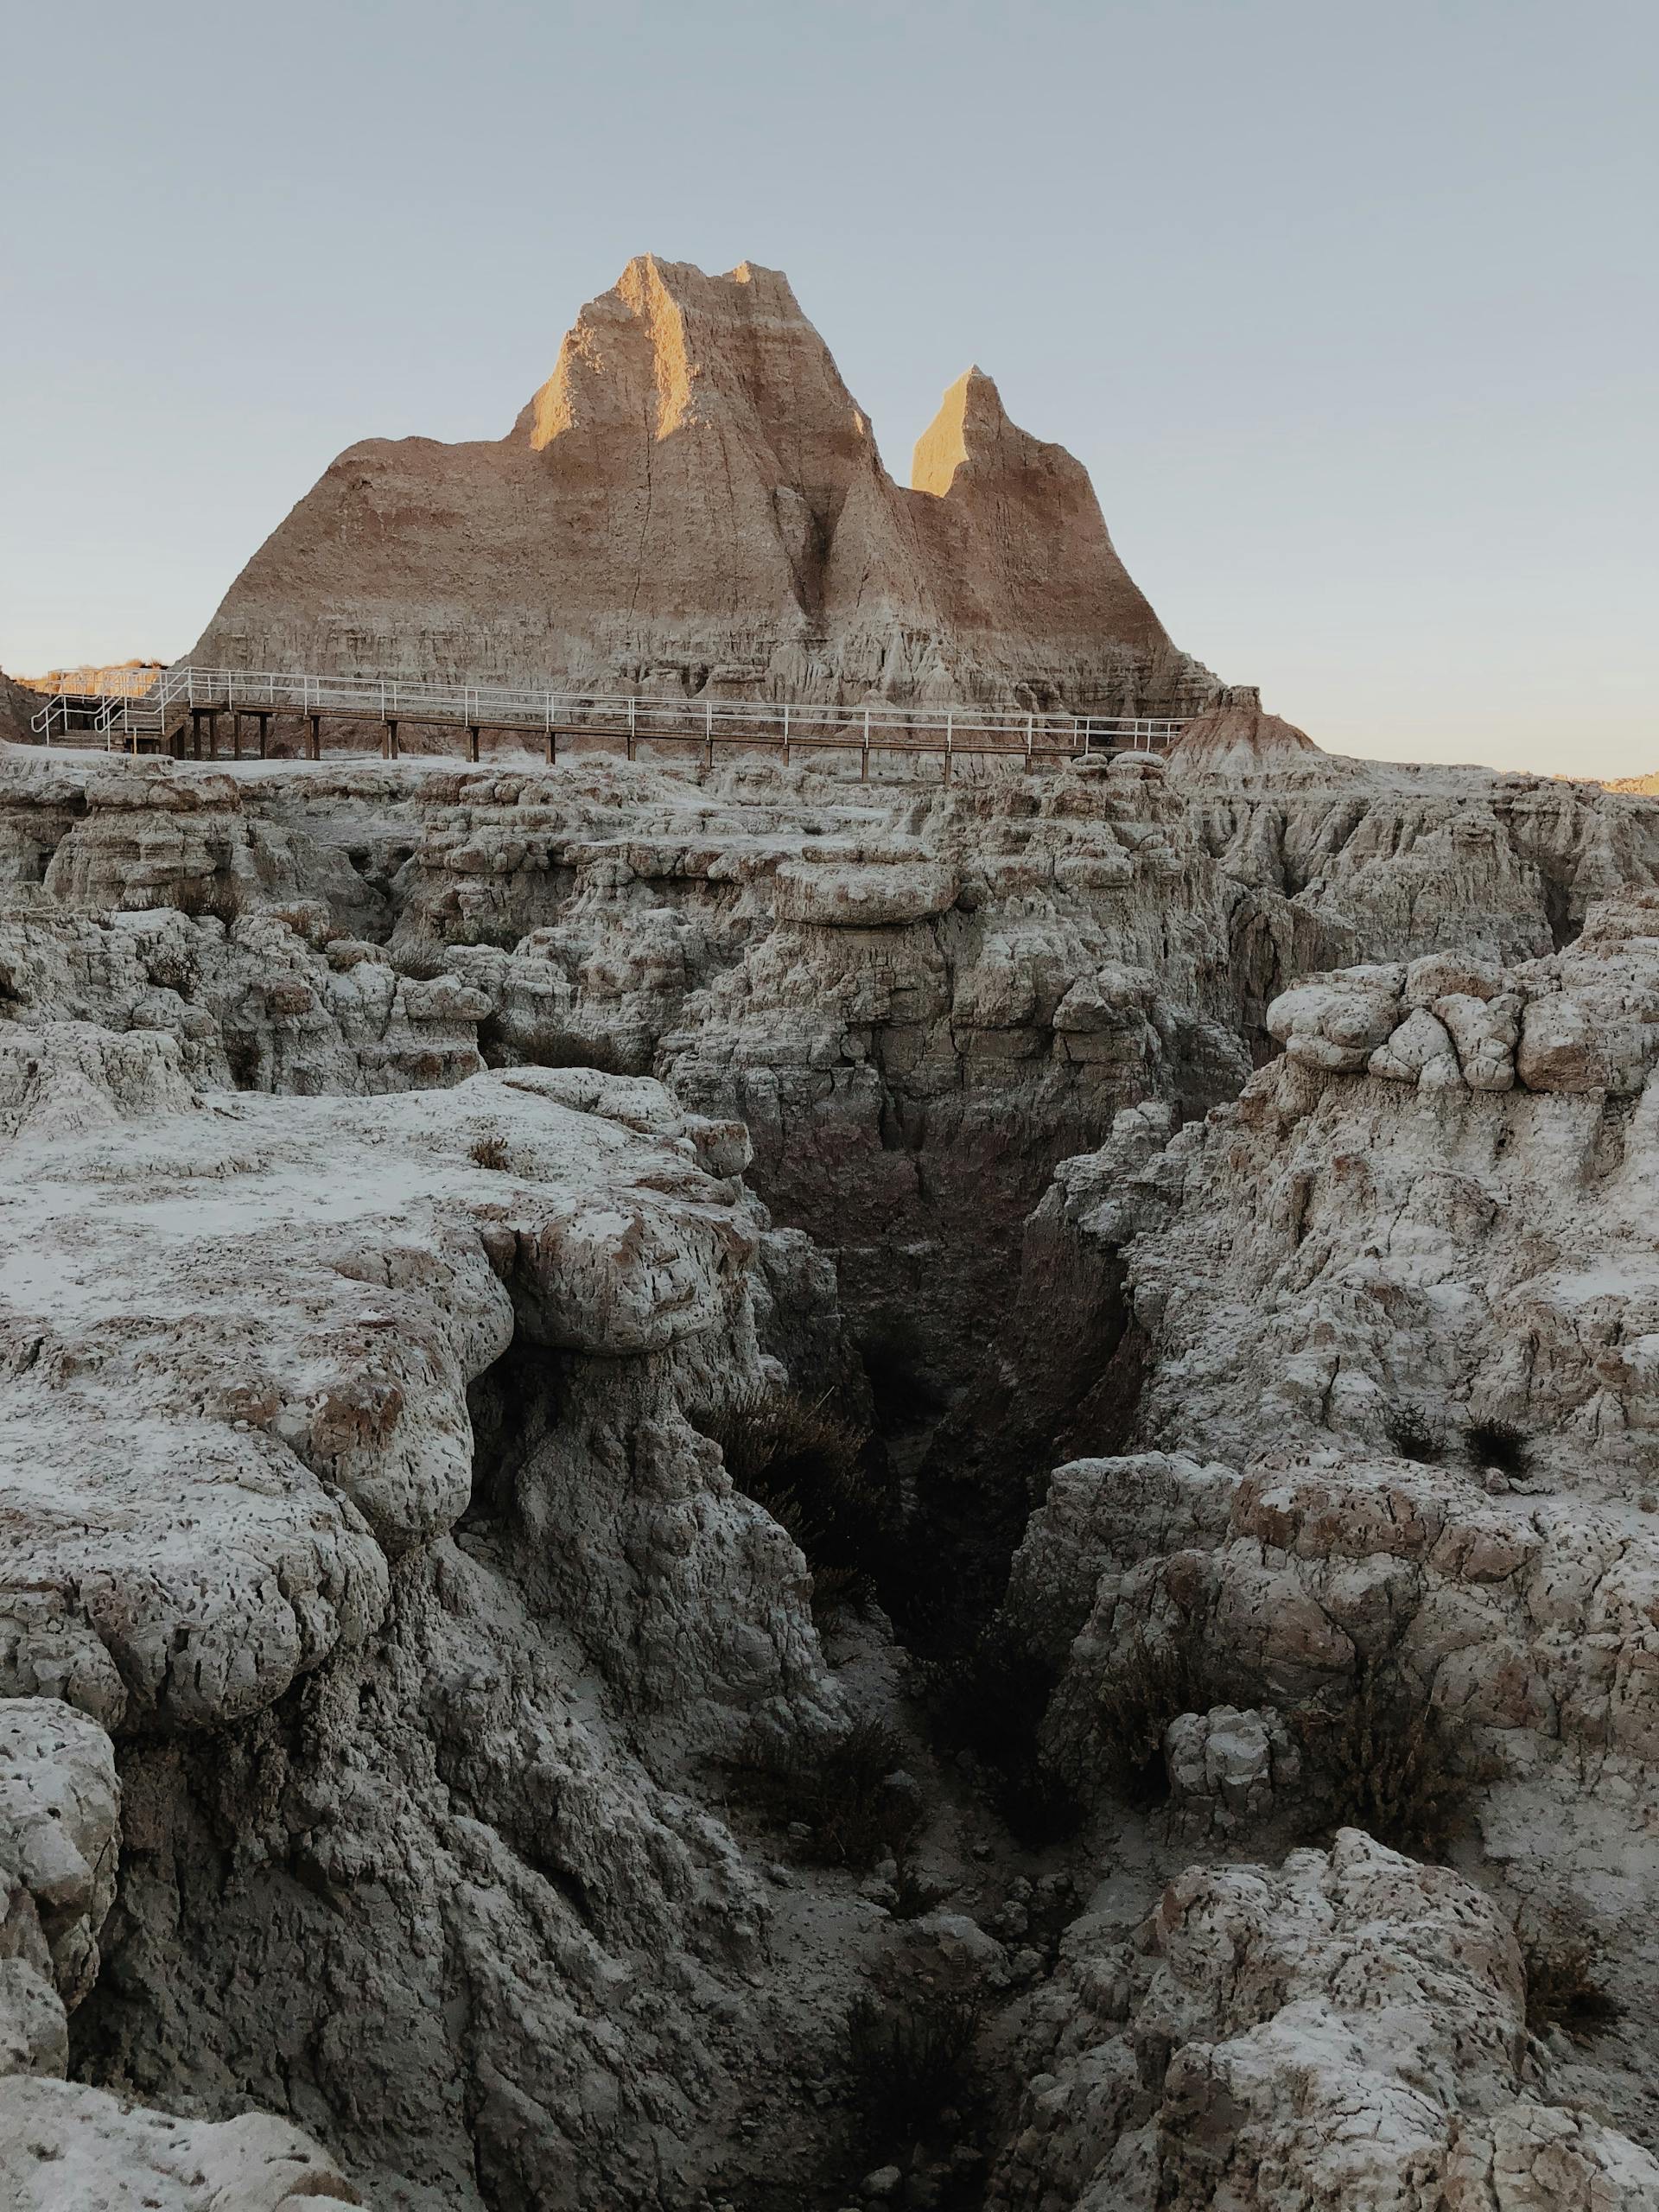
[467,724,480,763]
[543,726,556,766]
[861,706,870,784]
[383,719,399,760]
[307,714,321,760]
[206,709,219,760]
[254,711,270,760]
[781,702,790,768]
[232,713,244,762]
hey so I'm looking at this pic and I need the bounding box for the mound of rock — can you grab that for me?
[991,1830,1659,2210]
[1164,698,1322,776]
[3,740,1659,2205]
[186,255,1218,715]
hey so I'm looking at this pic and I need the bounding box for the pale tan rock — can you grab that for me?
[1516,993,1612,1091]
[0,2079,365,2209]
[0,671,35,747]
[1164,700,1321,773]
[1367,1002,1463,1084]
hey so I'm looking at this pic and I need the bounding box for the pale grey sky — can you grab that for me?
[3,0,1654,774]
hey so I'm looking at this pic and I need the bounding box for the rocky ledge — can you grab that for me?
[1,738,1657,2208]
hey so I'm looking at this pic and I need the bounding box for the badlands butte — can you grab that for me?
[3,256,1659,2212]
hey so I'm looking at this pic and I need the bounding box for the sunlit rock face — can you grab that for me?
[185,256,1220,715]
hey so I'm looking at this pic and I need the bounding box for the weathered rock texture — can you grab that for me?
[1010,899,1659,1778]
[0,672,35,747]
[991,1831,1659,2210]
[185,256,1219,715]
[3,741,1659,2206]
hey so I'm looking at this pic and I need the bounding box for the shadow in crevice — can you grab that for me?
[462,1338,564,1530]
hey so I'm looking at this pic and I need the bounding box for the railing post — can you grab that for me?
[626,696,636,763]
[861,704,870,783]
[782,701,790,766]
[704,696,714,772]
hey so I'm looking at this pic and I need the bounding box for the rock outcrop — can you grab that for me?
[991,1831,1659,2210]
[3,741,1659,2205]
[185,256,1219,716]
[0,671,35,746]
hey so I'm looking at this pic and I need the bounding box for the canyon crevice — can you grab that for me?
[1,730,1658,2209]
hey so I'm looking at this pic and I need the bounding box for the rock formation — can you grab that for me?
[0,670,35,746]
[2,736,1658,2205]
[184,257,1219,715]
[990,1831,1659,2209]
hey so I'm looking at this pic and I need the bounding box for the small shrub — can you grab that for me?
[1390,1412,1446,1465]
[845,1989,980,2149]
[470,1132,512,1172]
[1296,1662,1471,1862]
[1467,1419,1529,1476]
[1095,1624,1249,1803]
[1523,1938,1621,2040]
[695,1388,888,1618]
[732,1719,922,1869]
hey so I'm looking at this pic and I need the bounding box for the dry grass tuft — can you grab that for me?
[920,1617,1082,1845]
[731,1719,922,1869]
[695,1387,887,1620]
[845,1989,981,2149]
[1523,1938,1621,2041]
[1466,1418,1529,1475]
[1295,1662,1473,1862]
[1094,1624,1248,1802]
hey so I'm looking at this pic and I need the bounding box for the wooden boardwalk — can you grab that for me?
[29,667,1192,780]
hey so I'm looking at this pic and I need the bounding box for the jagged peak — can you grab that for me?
[910,365,1026,496]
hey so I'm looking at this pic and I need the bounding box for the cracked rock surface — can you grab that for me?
[3,737,1659,2208]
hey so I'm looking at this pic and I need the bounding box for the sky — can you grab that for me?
[2,0,1655,777]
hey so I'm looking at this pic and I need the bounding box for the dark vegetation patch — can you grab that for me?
[469,1131,512,1172]
[1466,1419,1529,1477]
[728,1719,922,1870]
[1522,1936,1622,2041]
[387,943,454,981]
[1390,1412,1448,1465]
[1092,1624,1252,1806]
[918,1617,1083,1847]
[1294,1661,1477,1862]
[692,1387,891,1621]
[844,1988,982,2154]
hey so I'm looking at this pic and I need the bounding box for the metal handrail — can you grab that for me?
[29,663,1196,757]
[111,666,1187,745]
